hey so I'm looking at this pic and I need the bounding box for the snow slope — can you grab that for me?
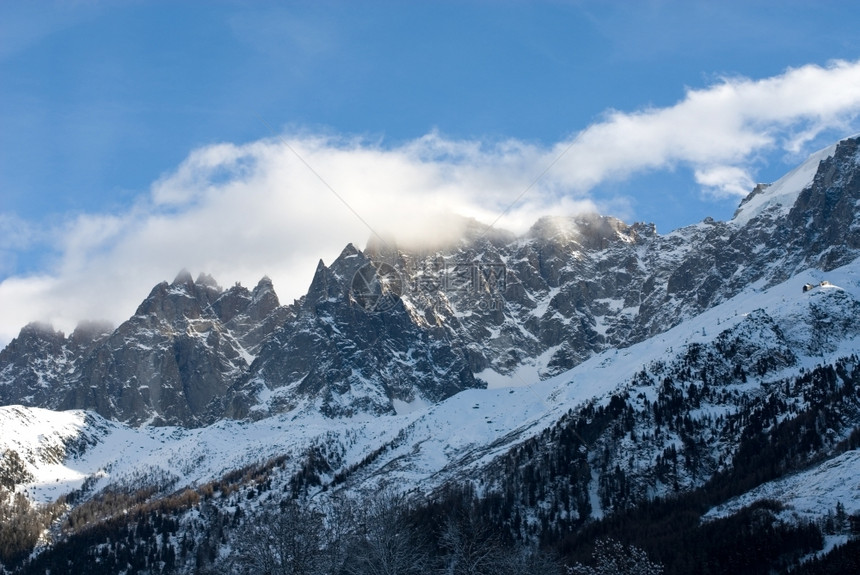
[704,449,860,523]
[2,257,860,509]
[732,140,841,226]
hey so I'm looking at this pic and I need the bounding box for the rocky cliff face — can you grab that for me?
[0,272,286,426]
[0,321,111,409]
[2,137,859,427]
[221,244,480,419]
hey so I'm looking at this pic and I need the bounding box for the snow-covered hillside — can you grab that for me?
[3,256,858,516]
[705,449,860,523]
[732,139,841,226]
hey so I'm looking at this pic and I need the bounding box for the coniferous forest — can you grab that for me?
[3,357,859,574]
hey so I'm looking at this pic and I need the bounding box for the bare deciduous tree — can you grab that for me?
[233,499,327,575]
[437,511,564,575]
[567,538,663,575]
[498,546,564,575]
[320,493,360,574]
[437,511,505,575]
[343,490,430,575]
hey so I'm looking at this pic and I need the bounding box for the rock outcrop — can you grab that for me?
[2,137,859,427]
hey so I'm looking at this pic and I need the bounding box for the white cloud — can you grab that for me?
[694,166,756,199]
[2,60,860,346]
[547,60,860,190]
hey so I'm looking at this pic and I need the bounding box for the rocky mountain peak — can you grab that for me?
[785,136,860,270]
[3,135,860,428]
[249,276,279,317]
[172,268,194,287]
[527,214,638,250]
[0,322,70,409]
[18,321,61,338]
[630,221,658,238]
[134,270,229,325]
[736,182,772,210]
[134,280,203,323]
[306,246,373,309]
[195,272,220,290]
[69,320,113,349]
[0,322,64,362]
[732,137,851,225]
[210,276,282,328]
[306,259,334,306]
[339,242,361,259]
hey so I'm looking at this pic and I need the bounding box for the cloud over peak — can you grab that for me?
[2,60,860,345]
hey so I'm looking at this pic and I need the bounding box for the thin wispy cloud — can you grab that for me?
[2,60,860,345]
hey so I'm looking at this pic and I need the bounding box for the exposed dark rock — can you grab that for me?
[2,136,859,427]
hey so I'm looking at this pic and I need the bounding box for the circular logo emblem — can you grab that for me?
[351,262,403,312]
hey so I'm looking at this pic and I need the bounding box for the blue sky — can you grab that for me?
[2,1,860,344]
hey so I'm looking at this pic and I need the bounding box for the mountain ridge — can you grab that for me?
[3,136,860,427]
[2,135,860,573]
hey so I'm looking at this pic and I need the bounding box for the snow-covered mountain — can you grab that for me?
[4,258,859,501]
[2,136,860,574]
[4,138,860,429]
